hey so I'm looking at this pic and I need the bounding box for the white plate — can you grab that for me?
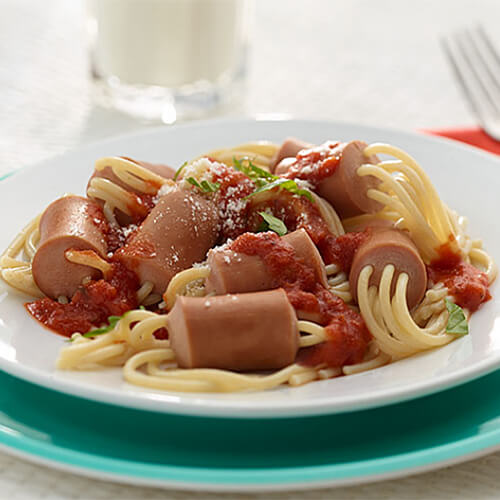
[1,118,500,419]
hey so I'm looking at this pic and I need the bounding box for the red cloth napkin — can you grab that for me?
[424,127,500,155]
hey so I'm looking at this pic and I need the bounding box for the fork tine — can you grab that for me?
[453,30,500,115]
[440,37,486,119]
[476,25,500,73]
[474,25,500,98]
[462,28,500,113]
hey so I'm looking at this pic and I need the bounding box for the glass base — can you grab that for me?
[92,71,245,124]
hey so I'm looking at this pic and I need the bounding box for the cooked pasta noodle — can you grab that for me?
[312,192,345,237]
[359,143,458,262]
[88,156,170,226]
[0,213,43,297]
[357,265,453,359]
[325,263,352,304]
[58,313,331,391]
[64,249,112,276]
[1,138,495,395]
[163,266,211,309]
[347,144,496,360]
[204,141,279,170]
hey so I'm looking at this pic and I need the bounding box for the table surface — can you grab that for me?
[2,0,500,498]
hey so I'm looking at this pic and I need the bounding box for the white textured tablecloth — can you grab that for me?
[2,0,500,498]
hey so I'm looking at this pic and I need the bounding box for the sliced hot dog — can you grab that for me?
[343,217,394,233]
[278,140,383,218]
[349,228,427,309]
[316,141,383,217]
[87,157,175,194]
[167,289,300,370]
[32,196,108,299]
[271,137,312,173]
[87,157,175,225]
[205,250,270,295]
[282,229,328,286]
[116,188,218,294]
[205,229,327,294]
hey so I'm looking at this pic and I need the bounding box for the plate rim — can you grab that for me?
[1,116,500,419]
[2,369,500,492]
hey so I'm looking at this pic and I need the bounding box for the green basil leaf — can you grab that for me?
[232,156,246,173]
[82,323,115,338]
[82,313,125,338]
[186,177,202,189]
[290,187,314,202]
[255,220,269,233]
[245,177,314,202]
[246,177,292,197]
[69,305,148,341]
[445,299,469,336]
[254,178,268,188]
[200,179,221,192]
[186,177,220,193]
[233,157,313,201]
[249,163,276,180]
[258,212,288,236]
[173,161,188,181]
[233,157,276,181]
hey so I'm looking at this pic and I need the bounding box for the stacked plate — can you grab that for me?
[1,119,500,492]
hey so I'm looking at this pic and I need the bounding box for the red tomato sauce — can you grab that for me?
[428,242,490,312]
[247,190,369,274]
[115,234,156,261]
[25,262,139,337]
[211,162,255,241]
[321,231,370,273]
[85,199,129,253]
[230,232,371,368]
[283,141,341,185]
[126,192,156,224]
[248,192,330,247]
[119,157,164,191]
[85,200,117,252]
[106,224,126,253]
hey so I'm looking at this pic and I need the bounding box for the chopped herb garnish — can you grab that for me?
[233,157,314,202]
[445,299,469,336]
[246,177,314,202]
[81,315,121,338]
[186,177,220,193]
[200,179,221,192]
[258,212,288,236]
[173,161,188,181]
[67,305,147,342]
[233,157,276,186]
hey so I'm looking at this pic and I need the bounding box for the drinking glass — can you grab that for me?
[86,0,252,123]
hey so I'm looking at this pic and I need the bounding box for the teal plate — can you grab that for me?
[2,368,500,492]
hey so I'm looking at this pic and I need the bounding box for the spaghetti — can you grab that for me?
[0,138,494,394]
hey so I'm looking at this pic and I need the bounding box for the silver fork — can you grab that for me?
[442,26,500,141]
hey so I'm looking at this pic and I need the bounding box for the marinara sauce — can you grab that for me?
[321,231,370,273]
[428,241,490,312]
[283,141,341,186]
[230,232,371,368]
[211,161,255,241]
[26,262,139,337]
[247,189,369,273]
[125,191,157,224]
[119,156,164,223]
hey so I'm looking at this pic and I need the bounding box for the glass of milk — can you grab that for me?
[87,0,251,123]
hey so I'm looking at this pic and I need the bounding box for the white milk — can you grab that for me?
[87,0,247,88]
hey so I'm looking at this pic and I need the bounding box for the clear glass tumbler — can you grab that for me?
[87,0,251,123]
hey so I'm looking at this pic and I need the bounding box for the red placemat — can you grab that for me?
[425,127,500,155]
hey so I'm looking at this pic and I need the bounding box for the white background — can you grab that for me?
[2,0,500,498]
